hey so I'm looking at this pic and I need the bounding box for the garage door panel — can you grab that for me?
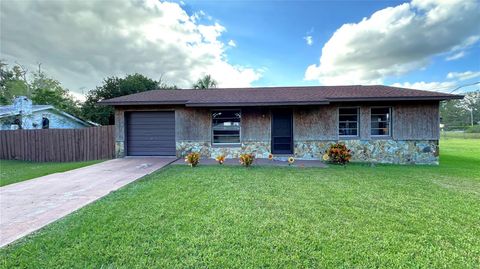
[126,111,176,156]
[127,125,174,129]
[127,136,175,141]
[127,130,175,136]
[128,120,175,125]
[128,112,173,118]
[128,140,173,144]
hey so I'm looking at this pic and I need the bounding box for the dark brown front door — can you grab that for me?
[271,110,293,154]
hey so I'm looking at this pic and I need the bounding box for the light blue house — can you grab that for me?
[0,96,97,130]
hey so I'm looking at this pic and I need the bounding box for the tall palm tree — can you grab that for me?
[192,75,217,89]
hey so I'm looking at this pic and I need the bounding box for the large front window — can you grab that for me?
[371,107,391,136]
[212,110,241,144]
[339,108,359,137]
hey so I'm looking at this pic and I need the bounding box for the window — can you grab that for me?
[338,108,359,136]
[212,110,241,144]
[42,117,50,129]
[371,107,391,136]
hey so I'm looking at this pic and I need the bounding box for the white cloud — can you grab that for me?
[0,0,262,95]
[69,91,87,102]
[392,70,480,93]
[305,0,480,85]
[228,40,237,47]
[446,51,465,61]
[447,71,480,81]
[391,81,456,92]
[304,36,313,46]
[449,35,480,52]
[445,35,479,61]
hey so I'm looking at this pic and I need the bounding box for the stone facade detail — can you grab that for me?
[115,141,125,158]
[177,140,439,164]
[294,140,439,165]
[176,141,271,159]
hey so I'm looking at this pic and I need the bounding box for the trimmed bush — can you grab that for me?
[324,143,352,165]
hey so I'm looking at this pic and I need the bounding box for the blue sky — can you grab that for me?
[182,0,480,92]
[184,0,405,86]
[1,0,479,97]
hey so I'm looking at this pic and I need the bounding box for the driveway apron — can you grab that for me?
[0,157,175,247]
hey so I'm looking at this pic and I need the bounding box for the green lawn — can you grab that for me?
[1,139,479,268]
[441,131,480,139]
[0,160,102,187]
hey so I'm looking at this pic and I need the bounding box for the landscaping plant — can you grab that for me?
[239,153,254,167]
[324,143,352,165]
[215,155,226,165]
[185,152,200,167]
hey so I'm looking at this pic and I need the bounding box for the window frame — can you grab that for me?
[338,107,360,138]
[370,106,392,138]
[211,109,242,146]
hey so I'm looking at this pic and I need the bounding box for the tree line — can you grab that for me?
[440,91,480,131]
[1,61,218,125]
[1,61,478,129]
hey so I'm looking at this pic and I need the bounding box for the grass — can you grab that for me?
[441,131,480,139]
[1,139,479,268]
[0,160,102,187]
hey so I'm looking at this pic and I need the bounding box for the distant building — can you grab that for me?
[0,96,97,130]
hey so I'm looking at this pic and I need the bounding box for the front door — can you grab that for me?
[271,110,293,154]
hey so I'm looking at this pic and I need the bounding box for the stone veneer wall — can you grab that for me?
[177,140,439,165]
[295,140,439,164]
[177,141,271,159]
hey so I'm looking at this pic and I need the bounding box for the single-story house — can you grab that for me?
[100,85,463,164]
[0,96,97,130]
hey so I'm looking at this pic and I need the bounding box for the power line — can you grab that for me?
[448,81,480,93]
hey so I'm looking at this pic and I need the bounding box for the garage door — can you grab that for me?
[126,111,176,156]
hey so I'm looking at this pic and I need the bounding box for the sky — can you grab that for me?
[1,0,479,100]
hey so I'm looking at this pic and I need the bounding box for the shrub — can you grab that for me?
[184,152,200,167]
[239,153,254,167]
[215,155,226,165]
[324,143,352,165]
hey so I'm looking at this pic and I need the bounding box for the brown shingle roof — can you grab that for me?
[100,85,463,106]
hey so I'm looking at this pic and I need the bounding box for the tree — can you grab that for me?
[1,61,81,119]
[192,74,217,89]
[0,61,30,104]
[455,90,480,126]
[440,90,480,129]
[30,69,81,117]
[81,74,174,125]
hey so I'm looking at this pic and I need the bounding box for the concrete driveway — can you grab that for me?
[0,157,176,247]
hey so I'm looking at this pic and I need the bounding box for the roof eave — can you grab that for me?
[185,101,330,107]
[98,100,187,106]
[328,96,463,102]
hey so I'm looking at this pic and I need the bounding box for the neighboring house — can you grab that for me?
[0,96,97,130]
[100,85,463,164]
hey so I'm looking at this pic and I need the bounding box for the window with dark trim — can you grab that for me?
[371,107,391,136]
[339,108,359,137]
[212,110,241,144]
[42,117,50,129]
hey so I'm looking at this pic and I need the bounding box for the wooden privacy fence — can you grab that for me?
[0,126,115,162]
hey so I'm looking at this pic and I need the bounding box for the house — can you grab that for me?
[100,85,463,164]
[0,96,97,130]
